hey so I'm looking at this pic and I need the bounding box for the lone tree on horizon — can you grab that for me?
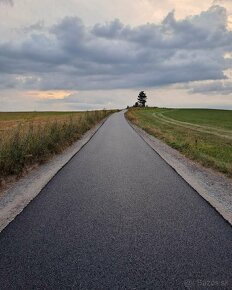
[137,91,147,107]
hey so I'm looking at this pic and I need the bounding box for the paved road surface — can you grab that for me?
[0,111,231,289]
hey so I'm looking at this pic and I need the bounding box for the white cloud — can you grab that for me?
[184,80,232,95]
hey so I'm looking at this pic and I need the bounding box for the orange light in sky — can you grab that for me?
[27,90,73,100]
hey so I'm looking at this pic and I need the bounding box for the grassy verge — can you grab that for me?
[126,108,232,177]
[0,110,115,185]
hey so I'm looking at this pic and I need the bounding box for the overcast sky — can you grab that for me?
[0,0,232,111]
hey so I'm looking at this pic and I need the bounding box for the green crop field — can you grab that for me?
[126,108,232,177]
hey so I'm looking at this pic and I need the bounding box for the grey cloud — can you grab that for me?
[22,21,45,33]
[38,93,115,105]
[0,0,13,6]
[185,80,232,95]
[0,5,232,93]
[92,19,124,38]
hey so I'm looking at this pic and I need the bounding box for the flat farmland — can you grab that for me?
[0,110,114,184]
[126,108,232,177]
[0,112,83,132]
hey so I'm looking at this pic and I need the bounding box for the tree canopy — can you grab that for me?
[137,91,147,107]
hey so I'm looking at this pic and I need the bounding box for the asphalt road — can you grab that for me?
[0,111,231,289]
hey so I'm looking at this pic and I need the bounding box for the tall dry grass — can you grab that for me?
[0,110,114,180]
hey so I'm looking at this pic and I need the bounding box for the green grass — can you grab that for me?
[0,110,115,184]
[126,108,232,177]
[164,109,232,130]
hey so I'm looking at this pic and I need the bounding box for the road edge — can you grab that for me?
[126,117,232,226]
[0,117,109,232]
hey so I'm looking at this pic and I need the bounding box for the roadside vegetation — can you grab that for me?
[0,110,115,186]
[126,108,232,177]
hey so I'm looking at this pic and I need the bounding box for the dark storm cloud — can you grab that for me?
[0,5,231,92]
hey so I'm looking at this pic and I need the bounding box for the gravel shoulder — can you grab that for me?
[0,118,107,232]
[127,119,232,226]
